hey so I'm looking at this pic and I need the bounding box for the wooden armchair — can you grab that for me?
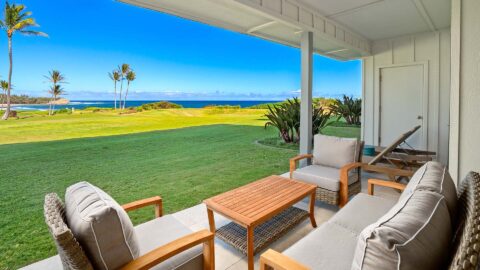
[44,187,214,270]
[289,135,365,208]
[121,196,215,270]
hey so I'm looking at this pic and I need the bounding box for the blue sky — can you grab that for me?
[0,0,362,100]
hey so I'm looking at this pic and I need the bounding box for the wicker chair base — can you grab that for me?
[316,180,362,206]
[215,207,309,255]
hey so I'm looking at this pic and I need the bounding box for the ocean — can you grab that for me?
[10,100,278,111]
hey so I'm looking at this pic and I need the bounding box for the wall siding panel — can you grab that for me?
[363,29,451,165]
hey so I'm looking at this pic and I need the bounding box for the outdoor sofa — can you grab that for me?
[43,182,214,270]
[261,161,480,270]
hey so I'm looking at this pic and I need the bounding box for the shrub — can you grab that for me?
[54,108,71,114]
[264,97,333,143]
[329,95,362,125]
[136,101,182,112]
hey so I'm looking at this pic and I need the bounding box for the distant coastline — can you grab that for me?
[7,100,279,111]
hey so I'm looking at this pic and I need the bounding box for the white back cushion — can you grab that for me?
[312,134,360,169]
[400,162,458,220]
[65,182,140,270]
[352,190,451,270]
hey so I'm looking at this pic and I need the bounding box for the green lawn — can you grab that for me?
[0,109,360,269]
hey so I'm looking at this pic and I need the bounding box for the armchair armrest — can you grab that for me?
[339,162,364,208]
[120,229,215,270]
[122,196,163,218]
[289,154,314,178]
[260,249,310,270]
[368,179,406,195]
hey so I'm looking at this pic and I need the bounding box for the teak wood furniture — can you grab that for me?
[365,125,436,172]
[204,175,317,270]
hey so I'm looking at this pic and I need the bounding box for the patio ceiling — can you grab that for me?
[119,0,450,61]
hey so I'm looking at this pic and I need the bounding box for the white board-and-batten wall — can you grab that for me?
[362,28,451,165]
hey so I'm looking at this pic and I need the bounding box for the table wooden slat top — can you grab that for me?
[204,175,316,227]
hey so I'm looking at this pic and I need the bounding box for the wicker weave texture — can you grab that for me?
[44,193,93,270]
[448,172,480,270]
[216,207,309,255]
[316,180,362,205]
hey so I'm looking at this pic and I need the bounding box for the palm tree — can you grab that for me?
[118,63,130,110]
[45,70,66,115]
[0,2,47,120]
[123,70,136,109]
[108,70,121,110]
[0,80,8,110]
[48,85,65,113]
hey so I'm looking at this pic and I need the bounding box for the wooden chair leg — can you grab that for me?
[203,237,215,270]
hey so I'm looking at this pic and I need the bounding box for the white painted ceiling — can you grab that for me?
[120,0,451,59]
[299,0,451,40]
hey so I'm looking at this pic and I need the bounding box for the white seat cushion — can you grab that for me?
[329,193,397,235]
[65,182,140,270]
[292,164,359,191]
[312,134,361,169]
[284,222,358,270]
[135,215,203,270]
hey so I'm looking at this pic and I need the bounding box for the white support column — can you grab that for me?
[300,31,313,167]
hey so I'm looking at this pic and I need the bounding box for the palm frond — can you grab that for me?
[20,30,47,37]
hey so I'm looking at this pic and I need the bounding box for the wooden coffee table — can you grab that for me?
[204,175,317,270]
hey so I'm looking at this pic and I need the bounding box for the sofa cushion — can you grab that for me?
[329,193,397,235]
[400,161,457,219]
[292,164,359,191]
[312,134,361,169]
[44,193,93,270]
[135,215,203,270]
[351,190,452,270]
[65,182,140,270]
[284,222,358,270]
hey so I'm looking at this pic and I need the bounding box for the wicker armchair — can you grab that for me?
[289,134,364,207]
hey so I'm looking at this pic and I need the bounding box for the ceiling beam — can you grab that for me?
[233,0,371,56]
[411,0,437,32]
[327,0,385,18]
[247,21,277,33]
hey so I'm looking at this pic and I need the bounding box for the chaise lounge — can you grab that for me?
[261,161,480,269]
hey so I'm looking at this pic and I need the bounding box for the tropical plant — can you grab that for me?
[123,70,136,109]
[45,70,66,115]
[264,97,333,143]
[0,80,8,109]
[118,63,130,110]
[136,101,182,112]
[108,70,121,110]
[329,95,362,125]
[0,2,47,120]
[48,85,65,113]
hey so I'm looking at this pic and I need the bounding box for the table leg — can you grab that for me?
[247,226,254,270]
[309,191,317,228]
[207,208,216,232]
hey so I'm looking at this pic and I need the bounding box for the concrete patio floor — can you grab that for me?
[22,171,400,270]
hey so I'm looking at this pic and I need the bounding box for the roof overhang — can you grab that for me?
[119,0,372,61]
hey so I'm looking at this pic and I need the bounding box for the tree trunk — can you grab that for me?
[52,95,56,113]
[119,78,123,110]
[123,81,130,109]
[114,81,117,110]
[48,92,54,116]
[2,36,13,120]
